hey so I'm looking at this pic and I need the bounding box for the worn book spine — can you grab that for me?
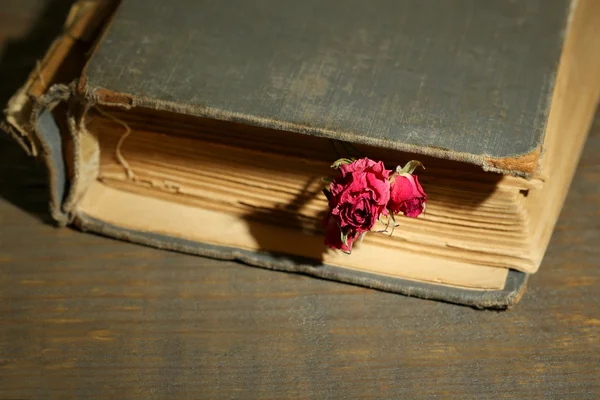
[3,0,118,223]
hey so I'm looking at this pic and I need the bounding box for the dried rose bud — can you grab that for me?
[388,173,427,218]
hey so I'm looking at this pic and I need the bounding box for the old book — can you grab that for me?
[4,0,600,308]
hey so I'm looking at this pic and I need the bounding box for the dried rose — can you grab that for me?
[325,158,392,251]
[388,174,427,218]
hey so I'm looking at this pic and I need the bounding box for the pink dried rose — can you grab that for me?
[388,174,427,218]
[322,157,426,253]
[325,157,392,252]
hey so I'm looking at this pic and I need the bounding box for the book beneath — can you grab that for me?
[4,0,600,307]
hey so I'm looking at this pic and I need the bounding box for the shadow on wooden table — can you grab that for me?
[0,0,75,106]
[0,134,54,224]
[0,0,75,223]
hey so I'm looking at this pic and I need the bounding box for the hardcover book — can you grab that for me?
[4,0,600,308]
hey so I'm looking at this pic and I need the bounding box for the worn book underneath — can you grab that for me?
[4,0,600,308]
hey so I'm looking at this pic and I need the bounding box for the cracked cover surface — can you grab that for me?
[84,0,571,173]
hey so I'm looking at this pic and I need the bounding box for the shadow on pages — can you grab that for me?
[239,144,504,270]
[242,177,329,267]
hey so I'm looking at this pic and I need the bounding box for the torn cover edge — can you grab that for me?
[1,0,118,224]
[85,86,544,179]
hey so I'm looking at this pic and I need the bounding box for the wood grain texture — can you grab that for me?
[1,2,599,399]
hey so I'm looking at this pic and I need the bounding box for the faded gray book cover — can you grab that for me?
[85,0,571,177]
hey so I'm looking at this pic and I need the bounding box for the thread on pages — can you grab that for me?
[95,106,136,181]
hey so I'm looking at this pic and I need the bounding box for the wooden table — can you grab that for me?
[1,1,599,398]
